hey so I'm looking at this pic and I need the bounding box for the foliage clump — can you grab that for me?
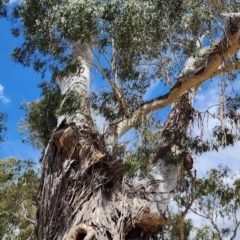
[0,158,39,239]
[18,81,61,149]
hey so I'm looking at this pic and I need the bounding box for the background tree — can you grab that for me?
[193,225,220,240]
[18,80,61,150]
[0,157,39,239]
[163,212,193,240]
[162,165,240,240]
[4,0,240,239]
[192,166,240,240]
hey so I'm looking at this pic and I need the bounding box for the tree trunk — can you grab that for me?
[57,43,93,127]
[35,92,195,240]
[35,41,195,239]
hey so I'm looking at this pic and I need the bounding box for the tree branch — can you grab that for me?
[211,59,240,78]
[23,217,36,226]
[229,201,240,240]
[108,81,130,117]
[93,50,130,118]
[179,170,196,240]
[230,222,240,240]
[108,14,240,141]
[190,207,223,239]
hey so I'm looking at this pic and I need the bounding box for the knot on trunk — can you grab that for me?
[67,224,96,240]
[183,153,194,171]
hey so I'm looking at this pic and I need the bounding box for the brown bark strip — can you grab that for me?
[150,89,195,169]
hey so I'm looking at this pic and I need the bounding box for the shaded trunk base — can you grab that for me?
[35,123,165,240]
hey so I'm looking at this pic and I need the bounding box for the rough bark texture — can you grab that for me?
[36,122,167,239]
[35,91,194,240]
[35,14,240,240]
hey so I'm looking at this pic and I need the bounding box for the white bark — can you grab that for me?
[141,87,197,215]
[57,43,93,127]
[143,153,182,214]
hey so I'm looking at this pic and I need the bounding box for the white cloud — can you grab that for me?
[0,84,10,103]
[195,142,240,179]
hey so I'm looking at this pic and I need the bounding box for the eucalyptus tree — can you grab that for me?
[8,0,240,239]
[191,166,240,240]
[18,81,61,150]
[0,158,38,239]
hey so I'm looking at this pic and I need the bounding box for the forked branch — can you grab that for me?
[108,81,130,117]
[108,13,240,141]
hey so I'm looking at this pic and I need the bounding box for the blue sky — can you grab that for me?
[0,17,41,161]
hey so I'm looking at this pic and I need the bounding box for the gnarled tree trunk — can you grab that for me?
[35,86,194,239]
[35,14,240,240]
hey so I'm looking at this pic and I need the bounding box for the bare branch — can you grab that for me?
[230,222,240,240]
[23,217,36,226]
[93,50,130,117]
[108,81,130,117]
[221,13,240,18]
[230,201,240,240]
[190,208,223,239]
[182,170,197,218]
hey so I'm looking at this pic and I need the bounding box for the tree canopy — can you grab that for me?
[8,0,240,151]
[18,80,61,149]
[2,0,240,239]
[0,0,8,18]
[7,0,240,143]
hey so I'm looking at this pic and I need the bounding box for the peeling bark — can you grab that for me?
[36,14,240,240]
[36,123,165,239]
[36,90,195,239]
